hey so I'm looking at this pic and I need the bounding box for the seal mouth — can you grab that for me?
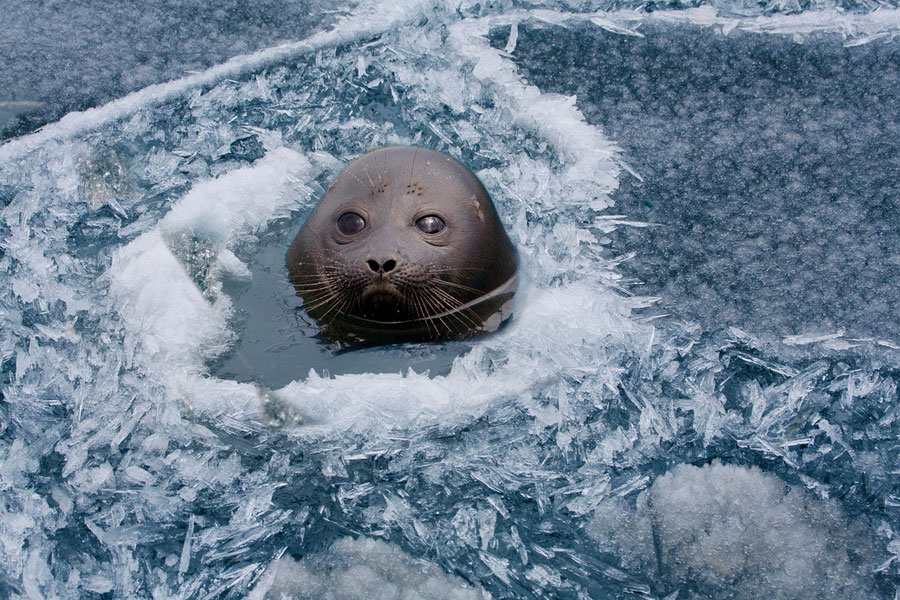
[324,273,518,344]
[359,282,406,321]
[350,273,518,327]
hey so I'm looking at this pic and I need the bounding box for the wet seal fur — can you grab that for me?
[286,146,518,344]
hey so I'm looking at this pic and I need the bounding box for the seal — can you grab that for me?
[286,146,518,344]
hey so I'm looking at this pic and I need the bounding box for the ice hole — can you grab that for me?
[211,217,475,388]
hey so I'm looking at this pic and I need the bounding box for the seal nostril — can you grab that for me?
[382,259,396,272]
[367,259,380,272]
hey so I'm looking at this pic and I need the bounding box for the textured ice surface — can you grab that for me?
[248,537,490,599]
[498,14,900,342]
[0,0,342,139]
[1,1,899,599]
[588,462,877,599]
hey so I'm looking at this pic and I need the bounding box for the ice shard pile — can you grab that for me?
[0,1,898,598]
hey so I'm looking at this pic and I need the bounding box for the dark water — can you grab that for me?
[212,219,469,388]
[493,22,900,343]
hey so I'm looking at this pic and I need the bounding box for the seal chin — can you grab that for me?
[359,284,406,322]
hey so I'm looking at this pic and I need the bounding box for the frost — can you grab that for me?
[504,8,900,344]
[249,537,490,600]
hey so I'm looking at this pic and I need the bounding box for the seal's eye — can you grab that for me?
[416,215,445,234]
[337,212,365,235]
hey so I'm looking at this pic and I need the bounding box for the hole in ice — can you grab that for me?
[210,217,474,389]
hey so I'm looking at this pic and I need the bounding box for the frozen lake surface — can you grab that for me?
[496,19,900,341]
[1,1,899,598]
[0,0,341,138]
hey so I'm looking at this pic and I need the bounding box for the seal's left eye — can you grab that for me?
[337,212,365,235]
[416,215,445,234]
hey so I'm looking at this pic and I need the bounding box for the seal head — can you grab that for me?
[286,146,518,344]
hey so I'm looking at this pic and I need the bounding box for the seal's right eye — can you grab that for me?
[337,212,365,235]
[415,215,445,234]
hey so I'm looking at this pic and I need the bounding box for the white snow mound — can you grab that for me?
[249,537,490,600]
[588,462,877,599]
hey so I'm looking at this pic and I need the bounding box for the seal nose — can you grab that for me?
[366,259,397,273]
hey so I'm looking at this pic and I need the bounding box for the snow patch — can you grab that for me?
[108,147,316,408]
[249,537,490,600]
[588,462,878,599]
